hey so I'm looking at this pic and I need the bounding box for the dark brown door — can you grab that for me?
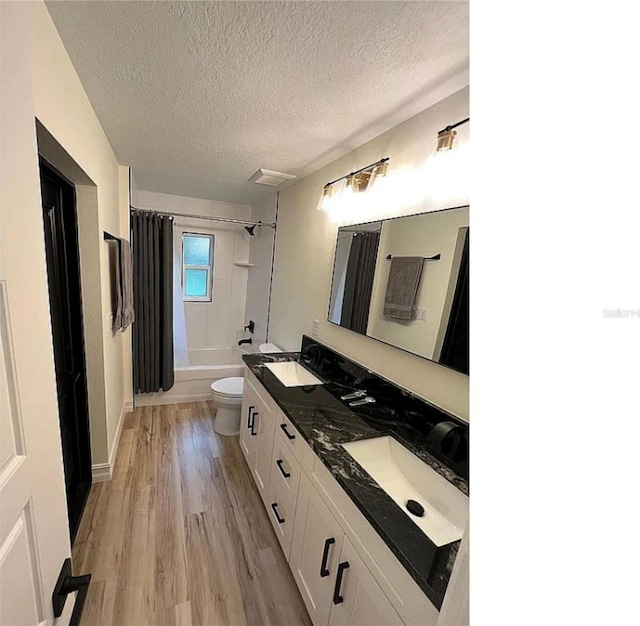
[39,160,92,543]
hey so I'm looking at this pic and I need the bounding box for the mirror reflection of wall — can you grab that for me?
[328,206,469,375]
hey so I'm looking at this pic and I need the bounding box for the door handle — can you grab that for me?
[276,459,291,478]
[247,405,255,428]
[280,423,295,440]
[332,561,350,604]
[271,502,285,524]
[319,537,335,577]
[250,412,258,436]
[52,558,91,620]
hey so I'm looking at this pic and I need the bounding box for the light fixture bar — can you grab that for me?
[437,117,469,135]
[324,157,390,188]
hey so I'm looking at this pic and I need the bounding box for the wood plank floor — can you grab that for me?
[73,401,312,626]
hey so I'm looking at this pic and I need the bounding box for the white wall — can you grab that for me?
[132,189,253,354]
[245,195,278,347]
[1,1,132,469]
[270,87,470,419]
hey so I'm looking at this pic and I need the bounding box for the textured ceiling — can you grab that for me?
[46,1,469,204]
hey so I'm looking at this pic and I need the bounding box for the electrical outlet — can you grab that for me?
[415,308,428,321]
[312,319,320,337]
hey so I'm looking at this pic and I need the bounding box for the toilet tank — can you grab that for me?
[259,342,282,353]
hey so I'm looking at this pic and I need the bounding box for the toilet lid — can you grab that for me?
[211,377,244,397]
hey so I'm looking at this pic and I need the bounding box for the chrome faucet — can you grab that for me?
[238,338,252,346]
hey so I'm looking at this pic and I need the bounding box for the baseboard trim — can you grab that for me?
[134,392,213,407]
[91,462,111,483]
[91,400,131,483]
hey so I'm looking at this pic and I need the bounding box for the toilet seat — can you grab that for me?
[211,376,244,398]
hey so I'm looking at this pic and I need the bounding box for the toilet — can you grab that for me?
[211,342,282,436]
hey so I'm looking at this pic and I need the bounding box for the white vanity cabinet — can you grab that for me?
[239,366,449,626]
[290,473,401,626]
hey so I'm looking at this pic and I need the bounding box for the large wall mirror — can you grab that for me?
[328,205,469,374]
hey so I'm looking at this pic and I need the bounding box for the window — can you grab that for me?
[182,233,214,301]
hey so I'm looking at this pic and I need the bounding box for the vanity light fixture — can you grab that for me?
[436,117,469,152]
[316,157,390,212]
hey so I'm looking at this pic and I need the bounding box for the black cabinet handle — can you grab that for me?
[319,537,335,578]
[276,459,290,478]
[271,502,285,524]
[247,405,255,428]
[250,412,258,436]
[332,561,350,604]
[280,423,296,440]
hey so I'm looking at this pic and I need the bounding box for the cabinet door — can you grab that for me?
[329,537,402,626]
[239,383,259,466]
[253,397,275,505]
[290,473,345,626]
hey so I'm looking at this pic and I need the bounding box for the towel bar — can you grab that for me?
[386,253,441,261]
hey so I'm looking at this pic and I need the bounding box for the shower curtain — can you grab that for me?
[131,210,175,393]
[341,230,380,335]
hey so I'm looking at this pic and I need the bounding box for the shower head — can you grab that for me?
[244,225,256,236]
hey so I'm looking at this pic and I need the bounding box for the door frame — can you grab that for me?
[39,158,93,542]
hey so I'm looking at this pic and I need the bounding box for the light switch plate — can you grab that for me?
[312,319,320,337]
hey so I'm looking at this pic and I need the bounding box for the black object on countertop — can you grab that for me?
[242,335,468,610]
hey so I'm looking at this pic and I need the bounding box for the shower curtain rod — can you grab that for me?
[130,205,276,229]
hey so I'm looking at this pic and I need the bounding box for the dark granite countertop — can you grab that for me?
[242,342,468,611]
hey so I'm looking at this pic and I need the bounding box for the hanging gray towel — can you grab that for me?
[111,240,123,331]
[383,257,424,320]
[120,238,135,330]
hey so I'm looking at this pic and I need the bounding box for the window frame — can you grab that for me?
[182,232,214,302]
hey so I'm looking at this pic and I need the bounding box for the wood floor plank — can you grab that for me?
[73,400,311,626]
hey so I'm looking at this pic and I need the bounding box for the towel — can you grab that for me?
[119,238,135,330]
[111,241,123,331]
[383,256,424,320]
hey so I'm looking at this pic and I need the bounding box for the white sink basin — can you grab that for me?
[264,361,324,387]
[341,436,468,546]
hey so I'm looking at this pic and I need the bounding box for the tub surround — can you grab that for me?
[242,336,468,610]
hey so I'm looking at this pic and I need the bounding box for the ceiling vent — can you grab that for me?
[248,168,296,186]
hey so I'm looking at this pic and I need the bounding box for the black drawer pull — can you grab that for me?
[280,423,296,440]
[319,537,335,578]
[276,459,290,478]
[247,405,255,428]
[250,412,258,436]
[332,561,350,604]
[271,502,285,524]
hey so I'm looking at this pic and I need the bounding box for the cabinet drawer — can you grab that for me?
[276,408,309,463]
[266,444,301,560]
[270,428,302,508]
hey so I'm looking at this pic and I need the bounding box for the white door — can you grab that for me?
[290,473,345,626]
[328,536,402,626]
[1,4,75,620]
[0,242,73,626]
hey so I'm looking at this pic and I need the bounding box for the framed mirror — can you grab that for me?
[328,205,469,374]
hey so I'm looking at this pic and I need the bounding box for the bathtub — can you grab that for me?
[135,346,247,406]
